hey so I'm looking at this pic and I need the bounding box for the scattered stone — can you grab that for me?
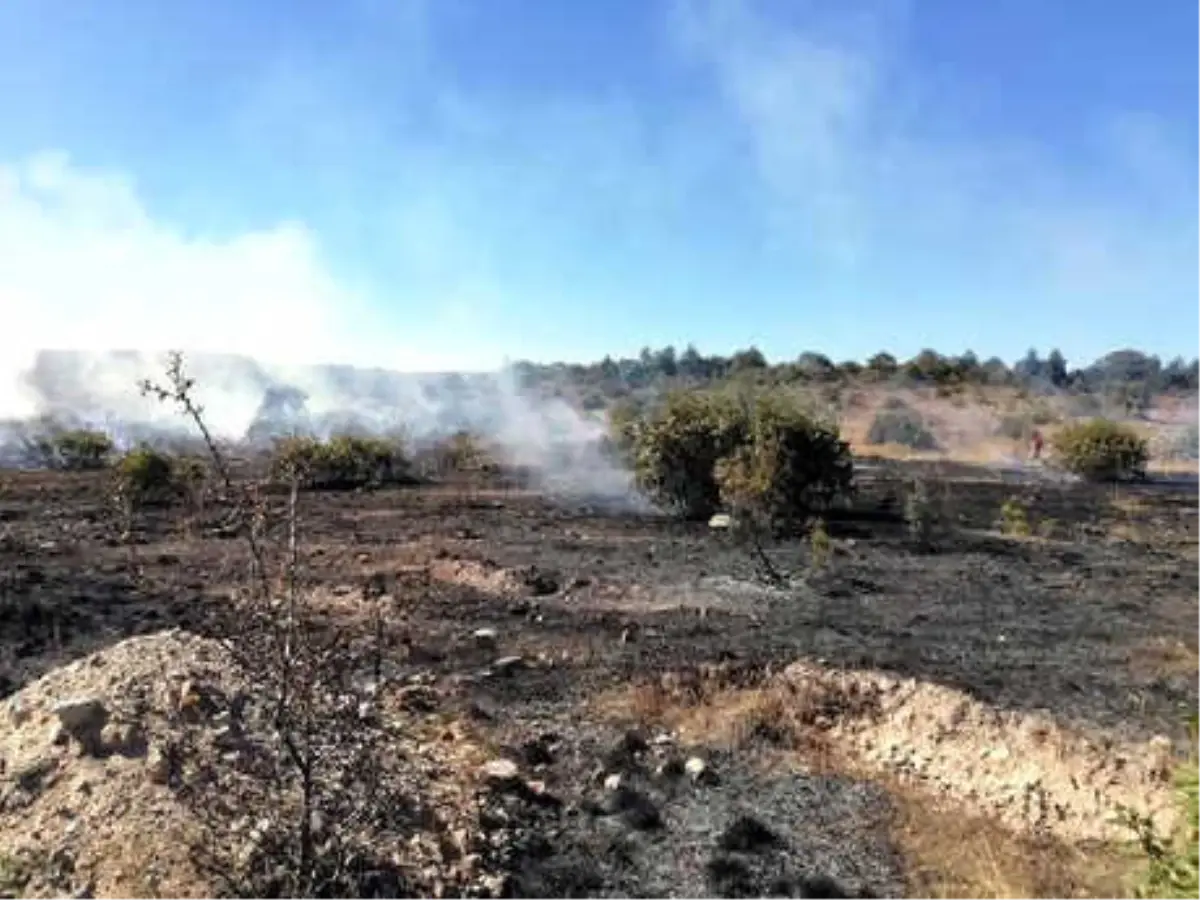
[685,756,716,784]
[472,628,499,650]
[145,744,171,785]
[480,758,521,788]
[332,583,355,596]
[52,698,108,754]
[490,655,525,676]
[7,697,30,727]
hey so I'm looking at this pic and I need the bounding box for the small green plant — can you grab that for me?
[998,497,1031,536]
[808,518,831,570]
[1123,720,1198,899]
[1052,418,1149,482]
[0,851,32,897]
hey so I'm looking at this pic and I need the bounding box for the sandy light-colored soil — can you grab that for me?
[0,456,1195,897]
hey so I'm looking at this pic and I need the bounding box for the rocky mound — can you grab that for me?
[0,630,487,898]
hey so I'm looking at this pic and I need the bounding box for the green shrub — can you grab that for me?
[33,428,114,471]
[632,391,746,519]
[714,393,853,533]
[631,388,853,525]
[808,518,832,570]
[114,446,208,506]
[998,497,1030,536]
[866,403,938,450]
[1052,419,1148,482]
[270,434,409,490]
[1126,721,1198,899]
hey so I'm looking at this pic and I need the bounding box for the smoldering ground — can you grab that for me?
[0,349,652,510]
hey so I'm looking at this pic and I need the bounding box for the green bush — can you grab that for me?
[34,428,114,470]
[1051,419,1148,482]
[631,389,853,526]
[865,403,938,450]
[115,446,208,506]
[714,393,853,533]
[270,434,409,490]
[632,391,746,519]
[998,497,1031,536]
[1127,721,1198,899]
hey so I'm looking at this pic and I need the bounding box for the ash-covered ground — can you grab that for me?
[0,461,1196,897]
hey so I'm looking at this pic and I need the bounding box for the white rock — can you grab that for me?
[603,773,623,791]
[708,514,732,529]
[480,758,520,783]
[685,756,709,781]
[473,628,499,649]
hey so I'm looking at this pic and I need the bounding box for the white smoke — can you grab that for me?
[0,154,648,510]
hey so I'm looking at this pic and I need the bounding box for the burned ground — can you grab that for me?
[0,462,1196,897]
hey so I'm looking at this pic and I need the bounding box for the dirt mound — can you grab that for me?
[0,630,490,899]
[778,662,1179,843]
[0,630,233,897]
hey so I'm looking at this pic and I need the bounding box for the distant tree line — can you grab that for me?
[508,346,1198,413]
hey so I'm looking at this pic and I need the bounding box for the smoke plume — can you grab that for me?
[1,350,651,511]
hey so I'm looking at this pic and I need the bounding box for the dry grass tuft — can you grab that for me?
[1127,636,1200,684]
[887,780,1131,899]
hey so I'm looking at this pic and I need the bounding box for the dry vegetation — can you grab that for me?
[0,356,1196,898]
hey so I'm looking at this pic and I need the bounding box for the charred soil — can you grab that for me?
[0,463,1195,897]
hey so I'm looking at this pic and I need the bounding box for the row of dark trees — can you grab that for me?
[509,346,1198,408]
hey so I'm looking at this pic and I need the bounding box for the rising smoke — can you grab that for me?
[0,350,651,511]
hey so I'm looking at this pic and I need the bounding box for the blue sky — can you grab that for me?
[0,0,1196,374]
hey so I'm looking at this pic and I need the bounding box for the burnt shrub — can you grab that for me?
[1051,419,1148,482]
[865,401,938,450]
